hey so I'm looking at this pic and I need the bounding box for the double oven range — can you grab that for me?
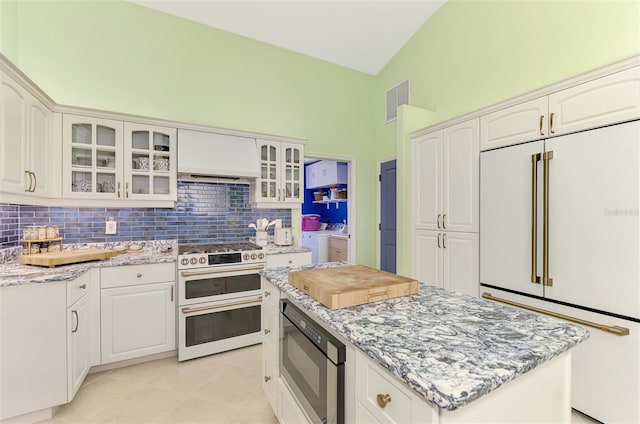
[177,242,265,361]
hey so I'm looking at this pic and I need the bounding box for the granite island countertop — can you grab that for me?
[0,240,177,287]
[262,244,312,255]
[261,262,589,412]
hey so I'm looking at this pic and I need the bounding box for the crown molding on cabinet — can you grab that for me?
[411,54,640,138]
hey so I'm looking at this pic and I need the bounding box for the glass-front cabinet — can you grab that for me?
[62,114,176,201]
[254,139,303,205]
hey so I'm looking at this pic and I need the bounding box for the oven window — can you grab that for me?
[185,274,260,299]
[185,305,261,347]
[282,318,327,419]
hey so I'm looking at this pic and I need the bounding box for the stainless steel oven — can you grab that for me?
[280,299,345,424]
[177,242,265,361]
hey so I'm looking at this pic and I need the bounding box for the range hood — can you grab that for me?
[177,129,260,181]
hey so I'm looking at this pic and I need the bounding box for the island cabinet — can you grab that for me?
[265,251,312,269]
[66,270,92,402]
[100,263,176,364]
[261,278,282,416]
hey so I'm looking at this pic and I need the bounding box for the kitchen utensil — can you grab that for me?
[261,218,269,230]
[248,223,257,230]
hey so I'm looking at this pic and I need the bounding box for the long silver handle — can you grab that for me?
[531,153,541,284]
[543,151,554,286]
[181,296,262,315]
[482,292,629,336]
[72,310,79,333]
[180,264,264,277]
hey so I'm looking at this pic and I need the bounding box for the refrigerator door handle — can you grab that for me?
[531,153,542,284]
[543,151,554,286]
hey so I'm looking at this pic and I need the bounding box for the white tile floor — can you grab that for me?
[41,343,600,424]
[43,344,277,424]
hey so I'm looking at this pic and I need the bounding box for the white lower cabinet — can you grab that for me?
[100,263,176,364]
[67,291,90,402]
[279,378,312,424]
[414,230,479,297]
[261,278,282,416]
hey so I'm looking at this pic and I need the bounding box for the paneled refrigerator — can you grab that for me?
[480,119,640,423]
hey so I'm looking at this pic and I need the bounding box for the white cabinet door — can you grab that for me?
[443,232,478,297]
[545,121,639,319]
[256,140,281,203]
[124,122,176,201]
[28,99,52,196]
[480,97,549,151]
[279,378,312,424]
[62,114,123,199]
[443,118,479,233]
[281,142,303,203]
[67,293,90,402]
[548,66,640,137]
[101,281,175,364]
[254,140,304,206]
[413,131,442,230]
[480,140,545,297]
[414,230,442,287]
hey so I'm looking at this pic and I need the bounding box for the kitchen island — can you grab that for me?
[261,262,589,423]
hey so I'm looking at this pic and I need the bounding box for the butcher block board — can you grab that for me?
[288,265,418,309]
[18,249,119,267]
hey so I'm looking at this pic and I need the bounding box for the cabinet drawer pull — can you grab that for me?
[264,376,271,382]
[117,182,121,198]
[136,273,142,278]
[264,328,271,335]
[264,290,271,297]
[539,115,545,135]
[126,182,129,198]
[442,214,446,229]
[437,214,441,229]
[550,112,555,134]
[31,172,37,192]
[72,310,79,333]
[443,233,447,249]
[437,233,441,248]
[376,393,391,408]
[79,284,86,289]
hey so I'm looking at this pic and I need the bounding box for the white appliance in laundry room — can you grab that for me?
[479,65,640,424]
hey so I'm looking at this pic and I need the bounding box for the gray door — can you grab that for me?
[380,160,397,273]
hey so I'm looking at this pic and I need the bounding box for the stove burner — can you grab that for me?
[178,242,262,255]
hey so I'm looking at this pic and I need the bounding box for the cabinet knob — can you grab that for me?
[79,284,86,289]
[264,290,271,297]
[376,393,392,409]
[136,273,142,278]
[288,260,293,264]
[264,376,271,382]
[264,328,271,335]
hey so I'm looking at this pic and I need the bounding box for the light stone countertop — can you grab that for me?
[260,262,589,412]
[261,244,312,255]
[0,240,177,287]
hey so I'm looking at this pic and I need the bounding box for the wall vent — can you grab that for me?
[385,79,410,123]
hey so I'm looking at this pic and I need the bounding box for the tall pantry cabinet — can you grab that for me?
[412,118,479,297]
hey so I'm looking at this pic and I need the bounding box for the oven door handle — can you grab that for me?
[181,296,263,315]
[180,264,264,277]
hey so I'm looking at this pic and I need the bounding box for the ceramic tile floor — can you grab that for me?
[42,344,277,424]
[39,342,600,424]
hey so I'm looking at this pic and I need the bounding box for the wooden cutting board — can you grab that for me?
[18,249,119,267]
[288,265,418,309]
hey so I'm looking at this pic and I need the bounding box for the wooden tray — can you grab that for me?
[288,265,418,309]
[18,249,119,268]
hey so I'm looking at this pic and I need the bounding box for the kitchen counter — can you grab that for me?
[0,240,177,287]
[262,244,312,255]
[261,262,589,412]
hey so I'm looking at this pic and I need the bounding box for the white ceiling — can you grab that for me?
[128,0,446,75]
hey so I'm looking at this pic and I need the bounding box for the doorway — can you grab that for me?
[379,159,396,273]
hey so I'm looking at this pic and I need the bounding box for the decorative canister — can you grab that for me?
[30,244,40,254]
[46,225,59,239]
[255,231,269,247]
[38,226,47,240]
[23,226,38,240]
[48,244,61,252]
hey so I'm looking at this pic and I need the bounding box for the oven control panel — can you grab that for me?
[178,251,265,269]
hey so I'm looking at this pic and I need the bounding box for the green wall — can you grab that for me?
[3,0,640,270]
[375,0,640,276]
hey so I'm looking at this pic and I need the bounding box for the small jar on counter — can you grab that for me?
[23,226,38,240]
[38,226,47,240]
[46,225,59,239]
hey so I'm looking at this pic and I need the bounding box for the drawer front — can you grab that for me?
[328,236,347,250]
[265,252,312,269]
[101,262,175,288]
[67,270,91,306]
[262,304,279,349]
[356,351,413,424]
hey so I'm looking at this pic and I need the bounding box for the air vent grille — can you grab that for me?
[385,79,410,123]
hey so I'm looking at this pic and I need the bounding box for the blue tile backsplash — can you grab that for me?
[0,181,291,248]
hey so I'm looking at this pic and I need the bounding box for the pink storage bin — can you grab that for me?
[301,214,321,231]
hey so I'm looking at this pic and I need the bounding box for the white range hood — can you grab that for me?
[177,129,260,181]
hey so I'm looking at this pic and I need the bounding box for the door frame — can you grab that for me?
[303,152,356,263]
[377,156,397,270]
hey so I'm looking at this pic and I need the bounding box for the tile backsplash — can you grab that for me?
[0,181,292,248]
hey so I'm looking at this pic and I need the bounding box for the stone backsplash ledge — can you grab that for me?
[0,181,292,248]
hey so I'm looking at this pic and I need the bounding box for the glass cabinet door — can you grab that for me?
[63,115,123,198]
[282,143,303,202]
[124,122,176,200]
[257,140,280,202]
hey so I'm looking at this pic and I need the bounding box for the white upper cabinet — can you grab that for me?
[480,97,548,151]
[0,71,53,200]
[305,160,347,189]
[252,139,304,206]
[414,118,479,233]
[548,66,640,136]
[481,65,640,151]
[63,115,176,202]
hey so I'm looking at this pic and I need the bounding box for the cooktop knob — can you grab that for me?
[258,253,265,259]
[243,254,250,260]
[190,258,198,265]
[251,253,257,260]
[180,258,189,266]
[199,257,206,264]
